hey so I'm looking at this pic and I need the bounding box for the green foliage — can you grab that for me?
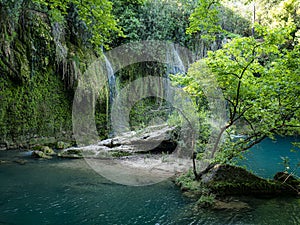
[33,0,122,49]
[129,97,172,130]
[0,70,73,144]
[111,151,132,157]
[111,0,194,46]
[174,23,300,164]
[196,193,216,208]
[187,0,223,40]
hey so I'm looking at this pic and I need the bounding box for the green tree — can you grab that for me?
[187,0,223,40]
[33,0,122,50]
[172,24,300,178]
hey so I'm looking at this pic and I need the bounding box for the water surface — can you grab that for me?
[1,137,300,225]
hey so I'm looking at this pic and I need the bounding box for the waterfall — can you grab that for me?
[165,43,186,75]
[164,44,187,102]
[103,55,116,105]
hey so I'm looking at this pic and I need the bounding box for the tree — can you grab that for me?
[187,0,223,39]
[33,0,122,50]
[172,24,300,178]
[186,0,252,58]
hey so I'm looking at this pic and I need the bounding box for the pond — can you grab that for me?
[0,137,299,225]
[239,136,300,178]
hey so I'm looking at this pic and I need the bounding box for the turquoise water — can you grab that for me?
[239,136,300,178]
[0,137,300,225]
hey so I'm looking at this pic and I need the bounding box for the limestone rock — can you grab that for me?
[40,146,56,155]
[57,149,83,159]
[66,125,179,158]
[31,150,52,159]
[56,141,71,150]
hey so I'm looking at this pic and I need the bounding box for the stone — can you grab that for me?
[40,146,56,155]
[13,159,28,165]
[57,149,83,159]
[63,125,180,159]
[56,141,71,150]
[200,164,300,196]
[0,142,8,150]
[0,160,9,164]
[31,150,52,159]
[213,199,251,210]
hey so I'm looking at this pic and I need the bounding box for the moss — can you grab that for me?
[175,170,208,196]
[176,164,300,200]
[111,151,132,158]
[0,2,113,149]
[0,68,73,145]
[57,149,83,159]
[56,141,71,150]
[31,150,53,159]
[196,194,216,208]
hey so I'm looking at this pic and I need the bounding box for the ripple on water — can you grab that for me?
[1,151,300,224]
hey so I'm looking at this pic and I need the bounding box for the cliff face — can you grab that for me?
[0,1,99,149]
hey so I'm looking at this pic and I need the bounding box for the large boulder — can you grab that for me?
[98,124,178,154]
[31,146,55,159]
[201,164,300,196]
[32,150,52,159]
[63,125,180,158]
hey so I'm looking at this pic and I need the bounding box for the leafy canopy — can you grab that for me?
[33,0,122,49]
[172,23,300,164]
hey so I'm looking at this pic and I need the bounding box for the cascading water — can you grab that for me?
[103,55,116,105]
[165,43,186,75]
[164,43,187,102]
[102,54,117,137]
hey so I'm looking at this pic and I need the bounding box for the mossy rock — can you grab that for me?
[31,150,52,159]
[57,149,83,159]
[56,141,71,150]
[201,164,300,196]
[177,164,300,198]
[32,146,56,155]
[13,159,28,165]
[41,146,56,155]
